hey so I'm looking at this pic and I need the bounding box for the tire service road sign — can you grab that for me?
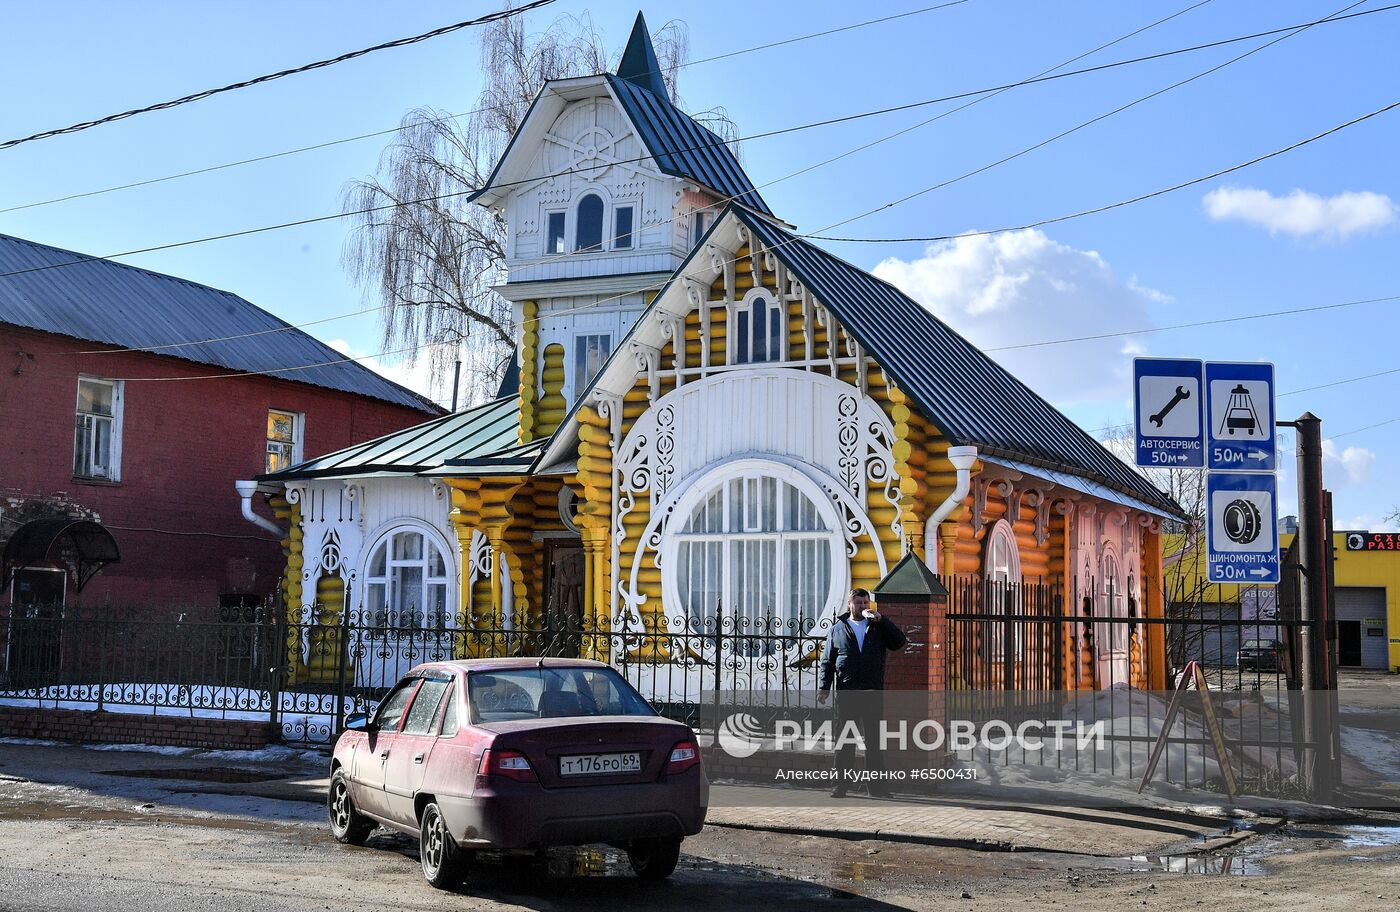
[1207,472,1280,584]
[1133,358,1204,468]
[1205,361,1275,471]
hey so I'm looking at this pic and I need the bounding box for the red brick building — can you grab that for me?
[0,233,441,610]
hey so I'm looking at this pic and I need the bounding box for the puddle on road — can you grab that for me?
[1124,854,1263,876]
[1337,825,1400,848]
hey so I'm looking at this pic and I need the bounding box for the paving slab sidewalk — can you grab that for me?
[0,740,1273,855]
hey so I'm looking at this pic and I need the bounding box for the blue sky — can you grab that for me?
[3,1,1397,528]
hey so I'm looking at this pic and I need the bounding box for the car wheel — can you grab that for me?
[419,802,468,889]
[628,836,682,880]
[327,770,375,846]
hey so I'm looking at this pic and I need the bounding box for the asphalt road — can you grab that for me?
[0,743,1398,911]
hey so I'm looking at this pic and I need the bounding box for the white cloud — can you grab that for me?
[1322,439,1376,487]
[872,229,1165,404]
[1203,186,1397,239]
[1341,513,1400,533]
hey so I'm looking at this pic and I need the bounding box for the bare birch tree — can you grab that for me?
[342,12,693,405]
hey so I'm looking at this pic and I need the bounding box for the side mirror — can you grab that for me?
[344,712,371,732]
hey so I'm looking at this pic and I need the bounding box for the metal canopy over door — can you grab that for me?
[1335,587,1388,669]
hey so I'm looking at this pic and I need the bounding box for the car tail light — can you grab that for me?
[478,748,537,783]
[667,739,701,774]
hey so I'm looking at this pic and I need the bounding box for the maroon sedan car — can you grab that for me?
[327,658,708,889]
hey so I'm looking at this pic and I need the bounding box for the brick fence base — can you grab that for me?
[0,706,277,751]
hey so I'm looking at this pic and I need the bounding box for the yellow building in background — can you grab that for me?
[1166,526,1399,672]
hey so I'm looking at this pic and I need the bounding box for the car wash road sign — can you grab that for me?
[1133,358,1204,468]
[1207,471,1280,584]
[1206,361,1275,472]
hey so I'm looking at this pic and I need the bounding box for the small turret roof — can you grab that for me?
[616,12,668,96]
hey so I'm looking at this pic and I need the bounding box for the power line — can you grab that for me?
[5,4,1394,292]
[4,2,1391,216]
[808,95,1400,244]
[1331,416,1400,439]
[49,87,1400,382]
[806,0,1371,240]
[0,0,560,152]
[0,2,980,214]
[61,0,1204,361]
[987,294,1400,353]
[1281,365,1400,397]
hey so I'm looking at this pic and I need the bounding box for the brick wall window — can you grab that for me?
[266,409,303,473]
[73,376,123,481]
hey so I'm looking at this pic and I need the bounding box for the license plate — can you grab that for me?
[559,752,642,776]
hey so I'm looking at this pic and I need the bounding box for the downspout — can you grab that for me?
[924,446,979,576]
[235,480,285,537]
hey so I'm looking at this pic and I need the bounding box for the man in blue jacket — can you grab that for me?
[818,588,907,798]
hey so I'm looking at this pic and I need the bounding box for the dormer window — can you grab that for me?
[575,194,604,252]
[731,289,785,365]
[613,206,634,249]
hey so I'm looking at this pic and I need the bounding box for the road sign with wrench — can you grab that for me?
[1134,358,1204,468]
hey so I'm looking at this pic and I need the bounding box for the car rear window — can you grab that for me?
[468,667,656,722]
[1242,640,1276,649]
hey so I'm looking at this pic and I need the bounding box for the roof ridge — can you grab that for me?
[0,231,249,302]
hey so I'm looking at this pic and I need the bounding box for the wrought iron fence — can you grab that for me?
[0,577,1330,799]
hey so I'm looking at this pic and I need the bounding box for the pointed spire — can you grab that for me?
[616,12,668,97]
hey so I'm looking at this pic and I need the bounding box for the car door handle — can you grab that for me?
[413,753,425,764]
[379,749,390,760]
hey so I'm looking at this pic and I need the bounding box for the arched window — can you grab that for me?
[983,519,1023,661]
[672,471,838,631]
[363,527,453,636]
[575,193,604,252]
[985,519,1021,584]
[732,290,785,364]
[1097,549,1125,657]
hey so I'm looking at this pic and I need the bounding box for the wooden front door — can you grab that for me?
[543,539,585,657]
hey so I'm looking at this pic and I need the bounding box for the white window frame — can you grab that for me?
[73,375,123,482]
[612,204,635,250]
[728,288,786,365]
[360,523,457,639]
[265,409,304,474]
[1097,546,1127,657]
[664,461,843,632]
[572,191,607,253]
[692,209,713,247]
[983,519,1024,660]
[545,210,567,255]
[572,333,612,403]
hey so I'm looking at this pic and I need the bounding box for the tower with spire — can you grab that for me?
[470,12,771,441]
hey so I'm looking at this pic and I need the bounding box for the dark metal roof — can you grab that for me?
[0,234,440,414]
[616,12,668,97]
[736,210,1183,517]
[259,394,533,481]
[605,75,772,216]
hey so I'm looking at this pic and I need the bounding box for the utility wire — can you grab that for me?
[0,1,979,214]
[0,0,560,152]
[806,0,1371,241]
[809,95,1400,244]
[3,2,1390,214]
[987,294,1400,353]
[61,0,1208,360]
[4,4,1395,291]
[54,90,1400,381]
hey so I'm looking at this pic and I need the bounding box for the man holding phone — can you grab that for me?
[818,588,907,798]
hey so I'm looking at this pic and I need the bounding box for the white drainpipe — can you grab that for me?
[924,446,979,576]
[235,480,285,537]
